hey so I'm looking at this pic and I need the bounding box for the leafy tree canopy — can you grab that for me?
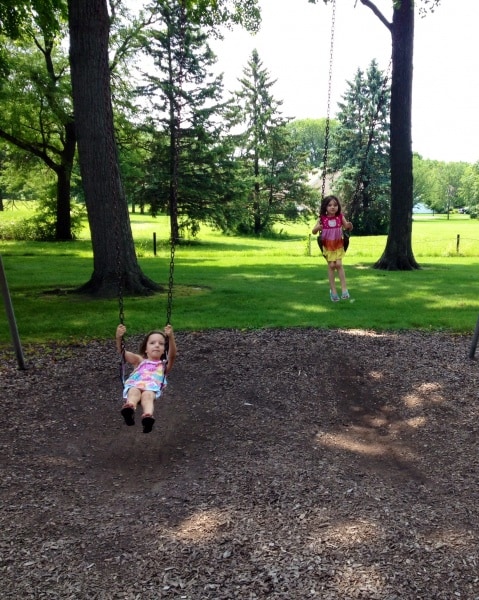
[182,0,261,32]
[0,0,66,38]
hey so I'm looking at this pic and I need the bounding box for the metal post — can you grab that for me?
[469,314,479,359]
[0,255,26,369]
[153,232,157,257]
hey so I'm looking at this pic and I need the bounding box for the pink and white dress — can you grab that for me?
[319,215,346,261]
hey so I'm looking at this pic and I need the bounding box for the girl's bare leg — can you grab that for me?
[140,391,156,433]
[327,262,338,295]
[336,261,348,293]
[140,391,155,417]
[121,388,141,426]
[124,388,141,409]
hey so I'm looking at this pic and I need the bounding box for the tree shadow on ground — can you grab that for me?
[1,329,478,598]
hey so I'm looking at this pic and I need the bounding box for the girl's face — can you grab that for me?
[326,200,339,215]
[145,333,166,359]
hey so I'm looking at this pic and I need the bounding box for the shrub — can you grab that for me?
[0,198,85,241]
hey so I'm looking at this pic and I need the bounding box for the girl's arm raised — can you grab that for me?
[115,325,142,366]
[342,215,353,231]
[312,218,322,235]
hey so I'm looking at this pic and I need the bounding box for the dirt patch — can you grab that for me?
[1,329,478,599]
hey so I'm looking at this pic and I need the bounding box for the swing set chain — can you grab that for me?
[114,159,125,329]
[112,136,126,380]
[116,236,125,327]
[165,3,187,326]
[321,0,336,202]
[166,237,175,325]
[166,113,180,327]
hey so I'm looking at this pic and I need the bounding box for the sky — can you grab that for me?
[209,0,479,164]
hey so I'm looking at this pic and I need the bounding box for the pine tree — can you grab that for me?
[138,0,233,239]
[230,49,314,235]
[329,60,391,235]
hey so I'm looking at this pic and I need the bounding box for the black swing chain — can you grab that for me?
[318,1,390,253]
[115,5,187,379]
[115,219,126,383]
[320,0,336,203]
[165,236,176,327]
[166,101,180,329]
[106,70,126,381]
[165,2,187,330]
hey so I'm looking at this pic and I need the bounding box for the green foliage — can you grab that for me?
[0,19,77,240]
[132,0,238,237]
[413,154,473,215]
[227,50,316,235]
[181,0,261,33]
[287,118,338,169]
[0,0,66,40]
[328,60,391,235]
[457,161,479,216]
[0,0,67,78]
[0,31,72,149]
[0,197,85,241]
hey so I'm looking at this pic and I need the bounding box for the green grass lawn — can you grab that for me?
[1,207,479,345]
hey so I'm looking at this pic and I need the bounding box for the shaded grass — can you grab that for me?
[1,212,479,345]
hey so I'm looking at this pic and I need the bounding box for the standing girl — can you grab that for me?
[115,324,177,433]
[312,195,353,302]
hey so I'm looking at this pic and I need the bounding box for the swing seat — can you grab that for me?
[317,231,350,253]
[317,235,323,253]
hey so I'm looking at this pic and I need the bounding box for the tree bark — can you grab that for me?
[372,0,419,270]
[54,121,75,240]
[0,122,76,241]
[68,0,161,296]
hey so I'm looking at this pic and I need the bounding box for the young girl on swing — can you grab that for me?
[312,195,353,302]
[115,323,177,433]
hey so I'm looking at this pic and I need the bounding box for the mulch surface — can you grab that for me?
[1,329,479,599]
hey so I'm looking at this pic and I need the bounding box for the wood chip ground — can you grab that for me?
[1,329,478,599]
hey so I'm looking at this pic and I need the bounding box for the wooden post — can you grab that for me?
[153,232,157,256]
[0,255,26,369]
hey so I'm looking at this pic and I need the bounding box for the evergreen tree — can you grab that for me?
[329,60,391,235]
[138,0,234,240]
[230,49,314,235]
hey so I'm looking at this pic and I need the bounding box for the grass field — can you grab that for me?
[1,205,479,345]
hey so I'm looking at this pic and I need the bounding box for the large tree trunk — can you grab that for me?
[55,121,76,241]
[373,0,419,270]
[68,0,161,296]
[55,165,73,240]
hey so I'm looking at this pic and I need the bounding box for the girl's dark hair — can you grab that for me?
[139,330,167,360]
[320,195,343,216]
